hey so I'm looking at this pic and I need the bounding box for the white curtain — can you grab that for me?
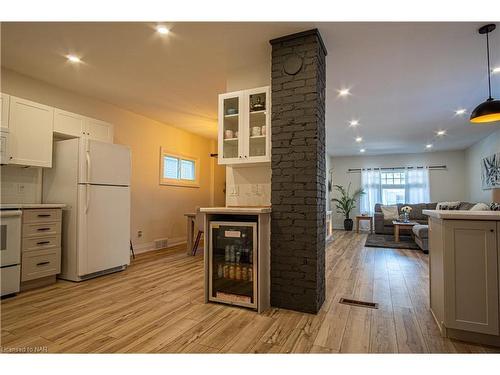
[406,168,430,203]
[360,169,381,215]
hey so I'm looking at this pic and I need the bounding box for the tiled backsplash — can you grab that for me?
[225,165,271,207]
[0,165,42,204]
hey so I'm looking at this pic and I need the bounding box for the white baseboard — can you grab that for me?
[132,237,187,255]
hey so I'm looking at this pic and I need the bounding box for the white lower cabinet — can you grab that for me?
[21,208,62,289]
[429,218,500,343]
[443,220,498,335]
[8,96,54,167]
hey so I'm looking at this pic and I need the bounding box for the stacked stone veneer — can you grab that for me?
[269,29,327,314]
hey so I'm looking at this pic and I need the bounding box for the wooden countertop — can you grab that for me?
[423,209,500,220]
[0,203,66,209]
[200,207,271,214]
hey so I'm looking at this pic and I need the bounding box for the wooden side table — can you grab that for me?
[392,221,418,242]
[356,215,373,233]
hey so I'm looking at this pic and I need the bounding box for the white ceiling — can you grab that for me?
[1,22,499,155]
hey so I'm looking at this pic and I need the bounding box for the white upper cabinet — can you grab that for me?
[84,117,113,143]
[1,93,10,129]
[54,108,113,143]
[54,109,85,138]
[218,86,270,166]
[8,96,54,167]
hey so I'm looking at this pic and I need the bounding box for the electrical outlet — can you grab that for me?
[229,185,239,196]
[251,184,262,196]
[17,184,25,194]
[137,230,143,238]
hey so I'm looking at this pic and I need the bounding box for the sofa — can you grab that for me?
[374,202,477,253]
[374,203,437,235]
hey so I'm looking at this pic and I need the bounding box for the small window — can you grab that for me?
[160,148,199,187]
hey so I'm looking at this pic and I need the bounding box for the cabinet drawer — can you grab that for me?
[21,249,60,282]
[23,221,61,238]
[23,209,61,224]
[22,235,61,253]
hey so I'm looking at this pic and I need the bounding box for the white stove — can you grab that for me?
[1,209,22,296]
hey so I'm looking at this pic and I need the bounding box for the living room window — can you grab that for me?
[360,168,430,214]
[381,171,406,205]
[160,148,200,187]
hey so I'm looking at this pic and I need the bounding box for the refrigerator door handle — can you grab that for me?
[85,184,90,213]
[86,150,91,182]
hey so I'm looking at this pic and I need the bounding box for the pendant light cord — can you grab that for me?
[486,30,492,100]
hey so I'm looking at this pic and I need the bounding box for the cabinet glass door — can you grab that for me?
[221,96,240,161]
[247,89,268,159]
[209,221,257,308]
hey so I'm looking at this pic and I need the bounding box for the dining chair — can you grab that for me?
[191,207,204,256]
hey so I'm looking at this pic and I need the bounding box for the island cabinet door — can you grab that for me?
[444,220,498,335]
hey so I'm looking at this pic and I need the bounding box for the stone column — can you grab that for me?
[269,29,327,314]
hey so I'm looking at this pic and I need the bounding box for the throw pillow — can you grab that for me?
[436,201,461,210]
[489,202,500,211]
[469,203,490,211]
[380,205,399,220]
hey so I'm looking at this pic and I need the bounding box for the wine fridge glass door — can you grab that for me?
[208,221,257,309]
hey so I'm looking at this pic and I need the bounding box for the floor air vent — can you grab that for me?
[154,238,168,250]
[339,298,379,309]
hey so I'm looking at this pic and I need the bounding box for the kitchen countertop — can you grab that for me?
[200,206,271,214]
[423,209,500,221]
[0,203,66,209]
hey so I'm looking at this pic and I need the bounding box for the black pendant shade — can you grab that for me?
[470,23,500,124]
[470,98,500,123]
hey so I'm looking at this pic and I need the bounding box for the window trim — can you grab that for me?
[159,148,200,188]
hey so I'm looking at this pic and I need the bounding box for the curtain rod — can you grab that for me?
[347,165,447,173]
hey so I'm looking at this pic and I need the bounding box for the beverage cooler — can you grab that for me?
[208,221,257,309]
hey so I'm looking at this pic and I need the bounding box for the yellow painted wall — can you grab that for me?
[1,68,225,249]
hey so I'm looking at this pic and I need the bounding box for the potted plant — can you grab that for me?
[332,184,365,231]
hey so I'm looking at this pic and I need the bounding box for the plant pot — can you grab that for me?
[344,218,353,231]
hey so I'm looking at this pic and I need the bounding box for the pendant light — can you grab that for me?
[470,23,500,123]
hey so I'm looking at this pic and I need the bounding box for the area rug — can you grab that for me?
[364,233,420,250]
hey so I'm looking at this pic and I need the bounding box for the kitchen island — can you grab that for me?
[423,209,500,347]
[199,207,270,313]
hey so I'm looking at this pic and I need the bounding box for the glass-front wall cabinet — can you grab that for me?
[221,95,240,161]
[209,221,257,309]
[218,86,270,165]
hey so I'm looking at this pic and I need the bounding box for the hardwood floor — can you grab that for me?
[1,231,498,353]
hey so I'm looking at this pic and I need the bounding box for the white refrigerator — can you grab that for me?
[43,138,131,281]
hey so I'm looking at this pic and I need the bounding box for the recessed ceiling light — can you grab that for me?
[66,55,81,63]
[426,144,433,149]
[349,120,359,127]
[360,148,366,153]
[355,137,363,143]
[455,108,466,115]
[156,25,170,35]
[492,67,500,74]
[338,88,351,97]
[436,130,446,136]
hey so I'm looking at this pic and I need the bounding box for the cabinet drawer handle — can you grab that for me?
[491,229,495,233]
[37,228,51,231]
[36,241,51,245]
[37,214,51,217]
[36,261,50,266]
